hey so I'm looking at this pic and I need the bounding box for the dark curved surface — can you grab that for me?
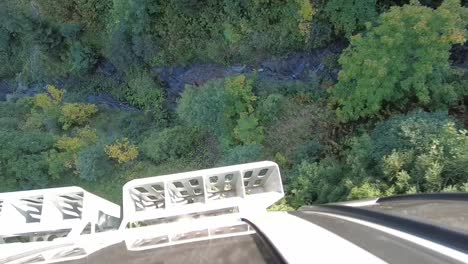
[376,192,468,203]
[299,204,468,254]
[53,234,282,264]
[364,200,468,235]
[291,211,464,264]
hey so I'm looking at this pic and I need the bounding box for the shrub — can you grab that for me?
[224,75,256,118]
[308,16,334,49]
[60,103,98,130]
[7,154,50,189]
[324,0,378,37]
[55,126,98,153]
[347,182,384,200]
[370,111,457,160]
[256,94,285,124]
[50,126,99,179]
[123,70,165,112]
[294,140,324,163]
[105,138,139,164]
[77,144,114,181]
[288,159,348,207]
[233,113,264,145]
[33,85,64,110]
[178,75,263,147]
[47,150,75,180]
[178,80,230,139]
[332,0,468,121]
[0,130,56,189]
[349,111,468,195]
[219,144,263,166]
[287,110,468,205]
[141,126,207,164]
[268,198,295,211]
[264,100,334,162]
[69,42,98,75]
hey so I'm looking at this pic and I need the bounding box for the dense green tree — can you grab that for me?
[0,1,33,79]
[76,144,115,181]
[0,130,56,190]
[140,126,208,164]
[177,80,230,143]
[178,75,263,147]
[121,70,165,121]
[324,0,378,37]
[288,110,468,206]
[219,144,264,166]
[107,0,314,67]
[288,159,348,207]
[332,0,468,121]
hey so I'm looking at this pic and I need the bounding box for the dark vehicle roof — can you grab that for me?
[291,211,464,264]
[296,193,468,264]
[363,194,468,234]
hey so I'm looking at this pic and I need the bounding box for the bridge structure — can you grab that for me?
[0,161,285,263]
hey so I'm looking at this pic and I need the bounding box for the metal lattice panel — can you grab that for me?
[121,161,284,251]
[0,187,120,245]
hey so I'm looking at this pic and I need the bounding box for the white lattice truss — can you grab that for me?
[0,161,284,263]
[121,161,284,250]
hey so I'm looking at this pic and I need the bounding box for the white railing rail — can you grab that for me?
[120,161,284,250]
[0,187,120,244]
[0,161,284,260]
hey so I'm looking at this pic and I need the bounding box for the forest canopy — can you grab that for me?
[0,0,466,207]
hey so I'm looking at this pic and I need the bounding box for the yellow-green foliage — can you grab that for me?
[224,75,264,145]
[105,138,139,164]
[33,85,64,110]
[51,126,99,178]
[268,198,295,211]
[297,0,315,40]
[225,75,256,116]
[60,103,98,130]
[56,136,83,153]
[56,126,98,153]
[76,125,99,143]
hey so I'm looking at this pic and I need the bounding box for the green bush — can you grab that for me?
[177,80,230,142]
[7,154,50,190]
[234,113,264,145]
[368,111,468,193]
[107,0,314,66]
[60,103,98,130]
[332,0,468,121]
[288,110,468,205]
[77,144,114,181]
[0,130,56,190]
[370,111,458,160]
[347,111,468,196]
[219,144,264,166]
[0,1,32,79]
[264,100,335,162]
[324,0,378,37]
[288,159,348,207]
[178,75,263,148]
[141,126,208,164]
[256,94,285,124]
[123,70,165,117]
[105,138,139,164]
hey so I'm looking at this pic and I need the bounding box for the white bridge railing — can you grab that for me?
[121,161,284,250]
[0,161,284,262]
